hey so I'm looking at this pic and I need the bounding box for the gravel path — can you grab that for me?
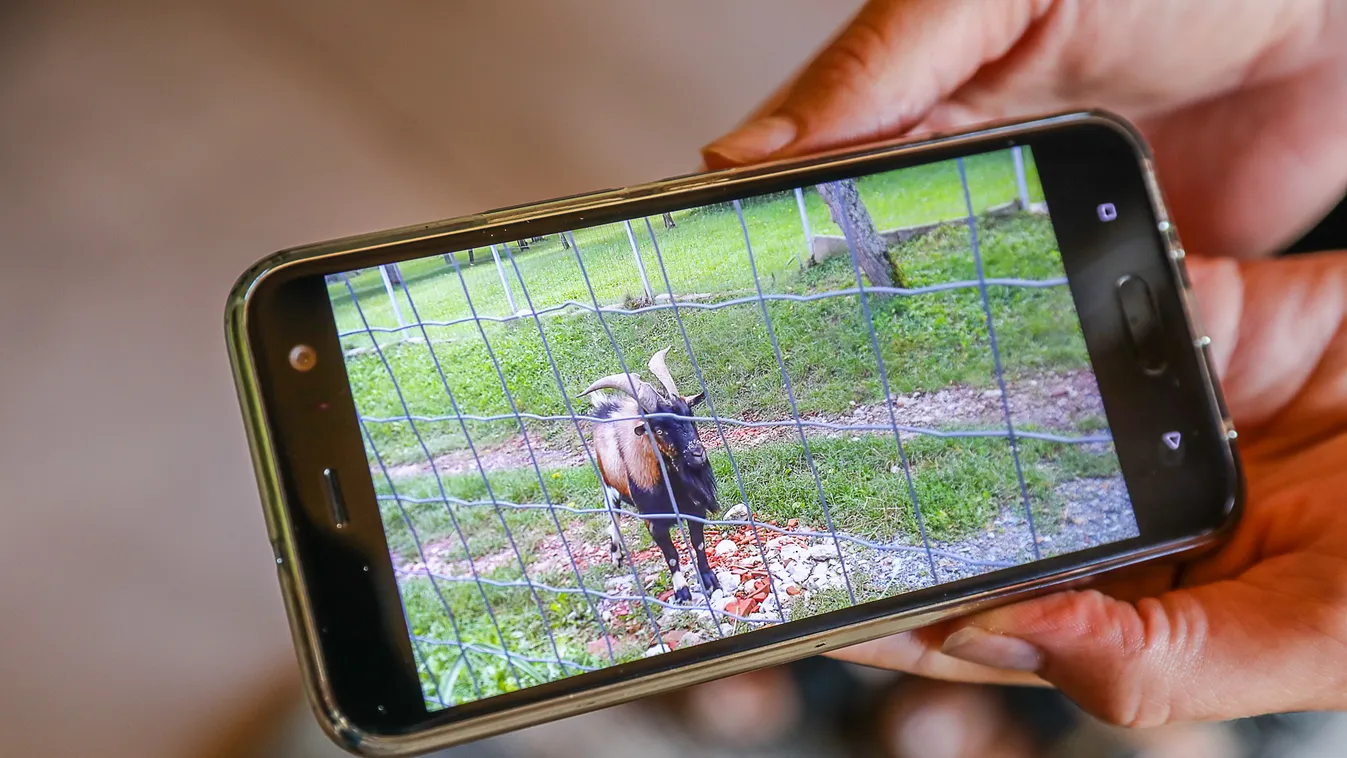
[868,473,1138,590]
[384,369,1106,480]
[582,473,1138,644]
[398,473,1138,653]
[389,368,1135,652]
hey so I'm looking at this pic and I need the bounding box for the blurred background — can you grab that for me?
[2,2,1344,757]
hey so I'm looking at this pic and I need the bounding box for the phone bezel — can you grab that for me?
[225,111,1243,756]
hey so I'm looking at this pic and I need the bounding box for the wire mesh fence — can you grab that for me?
[331,149,1139,707]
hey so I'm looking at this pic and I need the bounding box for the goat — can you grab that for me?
[579,347,719,603]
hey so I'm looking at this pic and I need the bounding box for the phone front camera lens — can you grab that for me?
[289,344,317,372]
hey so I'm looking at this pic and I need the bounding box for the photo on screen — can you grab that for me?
[327,147,1139,710]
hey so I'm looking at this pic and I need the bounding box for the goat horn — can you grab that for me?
[647,346,679,398]
[578,373,660,413]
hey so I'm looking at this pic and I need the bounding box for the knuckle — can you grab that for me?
[1101,595,1189,728]
[806,18,890,99]
[1047,591,1180,728]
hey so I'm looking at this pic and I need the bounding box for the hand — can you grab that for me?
[700,0,1347,727]
[832,252,1347,727]
[702,0,1347,261]
[673,254,1347,732]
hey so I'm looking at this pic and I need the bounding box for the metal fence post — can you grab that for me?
[623,220,655,302]
[1011,146,1031,210]
[490,244,519,313]
[378,265,407,328]
[794,187,813,264]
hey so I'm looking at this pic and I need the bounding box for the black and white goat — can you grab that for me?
[579,348,719,602]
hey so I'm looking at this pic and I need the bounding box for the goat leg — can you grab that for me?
[603,486,625,566]
[649,520,691,603]
[687,519,720,596]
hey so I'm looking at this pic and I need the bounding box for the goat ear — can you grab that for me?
[633,423,647,436]
[685,392,705,407]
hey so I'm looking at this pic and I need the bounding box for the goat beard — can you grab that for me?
[672,461,719,514]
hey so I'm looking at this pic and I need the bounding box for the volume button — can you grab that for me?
[1160,220,1192,290]
[260,491,282,542]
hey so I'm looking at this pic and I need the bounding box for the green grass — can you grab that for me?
[351,211,1080,466]
[402,572,608,705]
[328,150,1041,342]
[382,430,1117,569]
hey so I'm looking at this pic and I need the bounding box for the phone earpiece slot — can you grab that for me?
[322,468,349,529]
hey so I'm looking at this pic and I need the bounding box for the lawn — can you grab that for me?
[327,150,1042,344]
[347,210,1078,466]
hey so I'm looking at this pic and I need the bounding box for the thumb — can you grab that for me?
[937,577,1341,726]
[701,0,1046,168]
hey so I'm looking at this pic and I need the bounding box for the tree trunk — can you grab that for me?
[662,212,676,229]
[815,180,903,288]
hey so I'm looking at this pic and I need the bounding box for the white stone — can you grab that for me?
[808,543,840,561]
[680,631,704,647]
[723,503,749,521]
[716,572,741,591]
[714,539,738,557]
[644,643,671,658]
[719,623,735,636]
[789,562,812,584]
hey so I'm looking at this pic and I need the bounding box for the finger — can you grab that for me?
[825,628,1048,688]
[1186,253,1347,443]
[1145,58,1347,260]
[937,571,1347,726]
[701,0,1046,168]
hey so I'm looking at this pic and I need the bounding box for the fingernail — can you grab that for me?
[702,115,798,166]
[892,702,966,758]
[941,627,1044,672]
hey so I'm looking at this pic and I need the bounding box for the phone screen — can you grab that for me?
[325,147,1139,710]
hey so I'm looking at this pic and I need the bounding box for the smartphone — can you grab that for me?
[226,111,1242,755]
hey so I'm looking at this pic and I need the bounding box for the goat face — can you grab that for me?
[634,391,716,511]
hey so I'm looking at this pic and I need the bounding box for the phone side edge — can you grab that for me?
[224,277,371,754]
